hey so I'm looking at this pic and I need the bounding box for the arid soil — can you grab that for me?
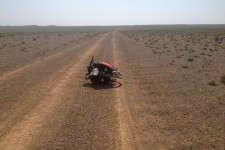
[0,27,225,149]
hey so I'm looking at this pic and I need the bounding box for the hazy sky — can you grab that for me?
[0,0,225,25]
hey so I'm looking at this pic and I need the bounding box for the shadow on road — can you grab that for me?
[83,81,122,90]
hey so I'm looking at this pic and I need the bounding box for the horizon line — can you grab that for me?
[1,24,225,27]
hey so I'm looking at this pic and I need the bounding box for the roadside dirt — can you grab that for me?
[0,32,102,76]
[117,30,225,149]
[112,32,143,150]
[0,33,103,81]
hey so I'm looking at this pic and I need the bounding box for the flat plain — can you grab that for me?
[0,26,224,149]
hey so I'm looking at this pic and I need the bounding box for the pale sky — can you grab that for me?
[0,0,225,26]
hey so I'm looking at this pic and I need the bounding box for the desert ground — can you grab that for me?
[0,26,224,149]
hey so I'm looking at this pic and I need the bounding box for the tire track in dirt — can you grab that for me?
[33,34,120,150]
[112,31,143,150]
[0,34,108,150]
[0,34,106,138]
[0,35,101,82]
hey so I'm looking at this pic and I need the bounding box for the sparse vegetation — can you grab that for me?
[188,58,194,62]
[32,37,37,41]
[182,65,188,69]
[1,26,225,149]
[208,80,217,86]
[221,75,225,85]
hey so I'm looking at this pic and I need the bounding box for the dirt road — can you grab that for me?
[0,32,120,149]
[0,31,224,150]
